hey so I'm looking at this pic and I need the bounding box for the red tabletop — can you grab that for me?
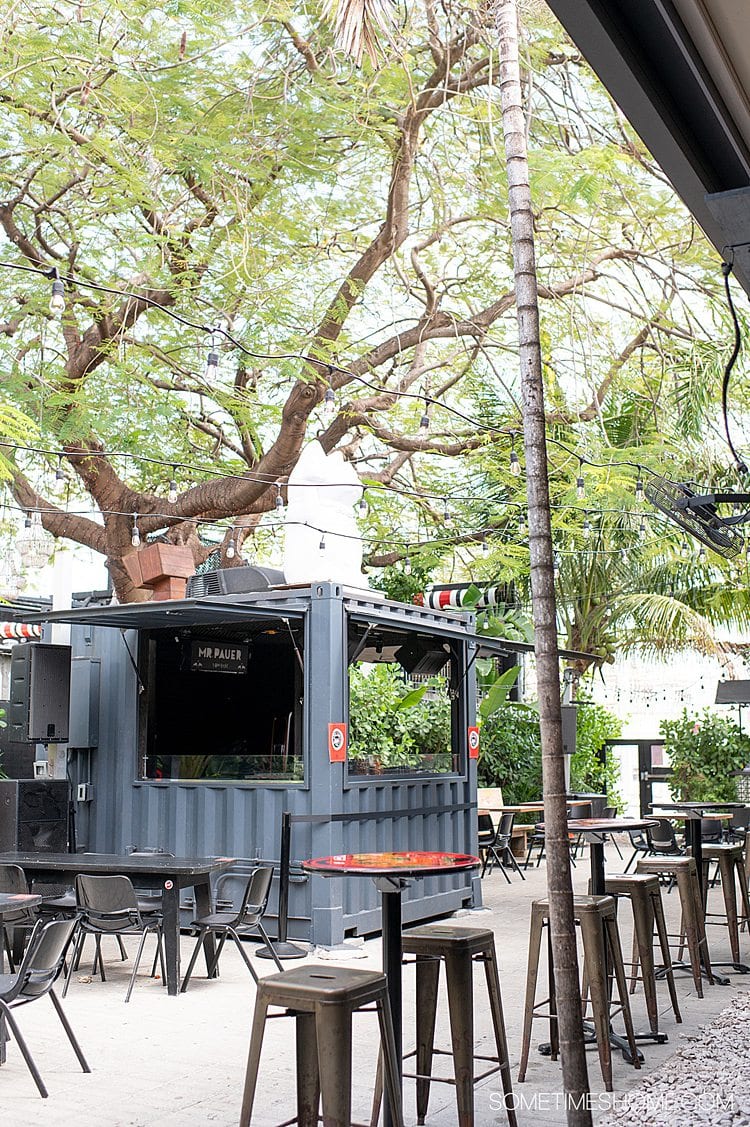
[301,851,480,877]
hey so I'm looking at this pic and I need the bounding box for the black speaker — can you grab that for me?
[0,699,35,777]
[9,643,72,743]
[0,779,68,852]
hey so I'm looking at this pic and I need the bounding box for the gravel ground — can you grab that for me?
[598,993,750,1126]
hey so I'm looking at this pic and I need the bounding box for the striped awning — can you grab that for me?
[0,621,42,640]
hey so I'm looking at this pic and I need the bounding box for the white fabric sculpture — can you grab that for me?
[283,440,366,588]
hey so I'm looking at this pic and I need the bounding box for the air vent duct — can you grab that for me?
[186,566,286,598]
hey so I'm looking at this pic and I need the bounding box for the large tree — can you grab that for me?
[0,0,737,603]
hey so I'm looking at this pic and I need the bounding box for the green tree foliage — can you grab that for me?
[347,664,451,770]
[0,1,741,609]
[661,708,750,803]
[477,696,623,811]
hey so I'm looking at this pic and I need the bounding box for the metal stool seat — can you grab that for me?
[519,895,640,1092]
[395,924,517,1126]
[636,856,713,995]
[239,964,403,1127]
[701,843,750,968]
[604,873,681,1033]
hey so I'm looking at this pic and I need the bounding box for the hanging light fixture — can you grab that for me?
[48,268,65,316]
[18,511,53,570]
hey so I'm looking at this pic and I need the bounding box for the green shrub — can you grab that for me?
[572,697,623,809]
[660,708,750,802]
[348,664,451,770]
[478,695,623,814]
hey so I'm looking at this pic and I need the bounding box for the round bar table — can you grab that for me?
[302,851,479,1127]
[566,817,659,897]
[0,892,42,1065]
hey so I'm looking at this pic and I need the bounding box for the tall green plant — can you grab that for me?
[661,708,750,802]
[571,698,623,808]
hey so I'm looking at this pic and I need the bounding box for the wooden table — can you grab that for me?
[0,892,41,1064]
[302,851,480,1127]
[0,852,235,996]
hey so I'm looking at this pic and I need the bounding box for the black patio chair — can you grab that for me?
[63,874,165,1003]
[0,917,90,1098]
[0,863,39,971]
[623,827,652,873]
[646,817,684,856]
[700,817,725,843]
[480,812,525,881]
[179,865,283,992]
[600,805,624,860]
[478,812,496,871]
[727,807,750,843]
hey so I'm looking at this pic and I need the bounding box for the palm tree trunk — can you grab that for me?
[494,2,592,1122]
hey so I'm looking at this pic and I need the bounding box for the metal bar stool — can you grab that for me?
[518,895,640,1093]
[239,965,403,1127]
[380,924,517,1127]
[701,842,750,969]
[635,856,713,995]
[603,874,682,1033]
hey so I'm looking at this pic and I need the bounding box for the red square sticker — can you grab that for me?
[468,726,480,759]
[328,722,347,762]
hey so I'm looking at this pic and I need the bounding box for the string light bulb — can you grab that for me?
[322,387,336,420]
[638,516,646,535]
[24,511,32,529]
[518,515,527,539]
[576,460,585,501]
[167,467,178,505]
[48,270,65,316]
[482,534,489,556]
[404,556,412,575]
[131,513,141,548]
[698,545,707,562]
[275,484,284,512]
[680,538,690,558]
[582,515,592,538]
[635,473,644,504]
[419,399,430,434]
[204,336,219,379]
[55,454,65,483]
[509,435,521,477]
[319,534,326,551]
[358,494,367,517]
[442,498,451,525]
[553,554,560,581]
[226,531,236,559]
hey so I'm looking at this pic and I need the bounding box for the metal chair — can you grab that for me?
[727,807,750,844]
[180,865,283,991]
[601,806,624,859]
[480,813,525,881]
[646,817,684,856]
[0,918,90,1097]
[63,874,165,1003]
[0,863,38,972]
[623,828,652,873]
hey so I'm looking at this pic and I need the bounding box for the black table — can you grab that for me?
[0,892,42,1064]
[302,850,480,1127]
[0,852,235,996]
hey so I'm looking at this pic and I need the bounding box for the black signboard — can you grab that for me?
[190,640,249,675]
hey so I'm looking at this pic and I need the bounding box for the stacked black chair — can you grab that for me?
[63,874,165,1003]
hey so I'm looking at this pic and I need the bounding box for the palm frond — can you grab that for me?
[324,0,395,66]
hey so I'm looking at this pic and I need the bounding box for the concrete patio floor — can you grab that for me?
[3,840,750,1127]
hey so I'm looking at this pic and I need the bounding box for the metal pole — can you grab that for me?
[257,811,307,960]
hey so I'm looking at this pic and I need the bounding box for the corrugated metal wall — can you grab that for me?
[69,585,479,946]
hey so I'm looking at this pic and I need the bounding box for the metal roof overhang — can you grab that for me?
[473,636,594,664]
[5,595,308,632]
[11,596,596,663]
[545,0,750,295]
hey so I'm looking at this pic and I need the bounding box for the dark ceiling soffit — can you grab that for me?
[544,0,750,293]
[4,599,307,631]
